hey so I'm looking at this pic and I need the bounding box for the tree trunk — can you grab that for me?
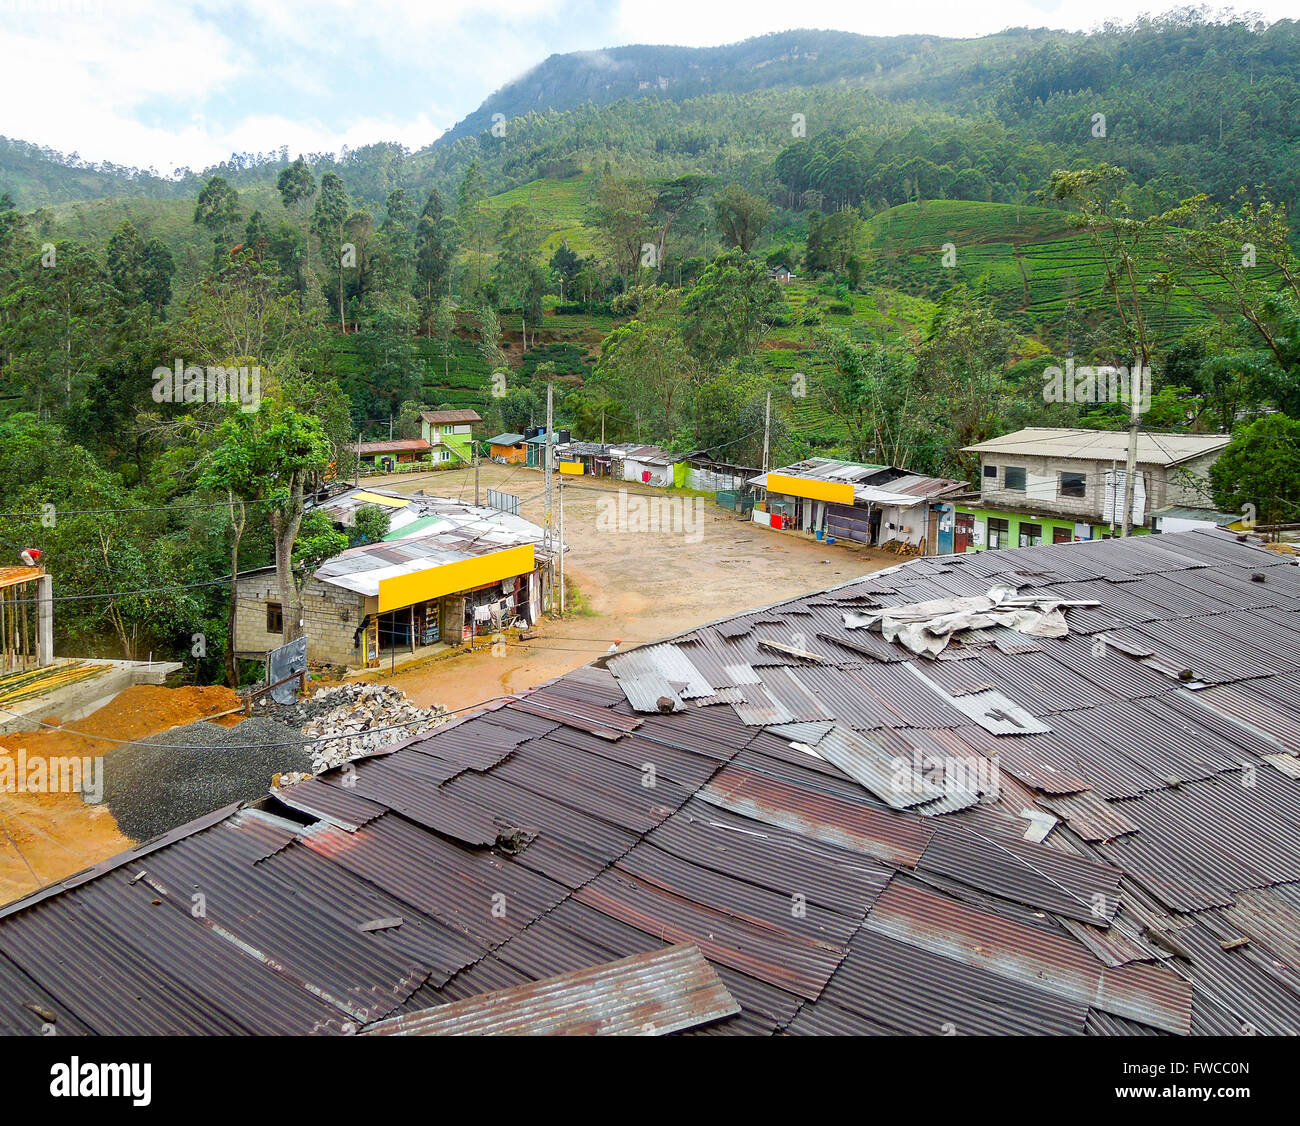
[225,492,246,686]
[271,494,306,643]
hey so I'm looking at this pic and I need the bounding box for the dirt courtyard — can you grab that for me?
[360,463,900,712]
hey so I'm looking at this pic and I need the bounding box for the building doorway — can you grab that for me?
[955,513,974,553]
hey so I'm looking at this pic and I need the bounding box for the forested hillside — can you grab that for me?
[2,11,1300,678]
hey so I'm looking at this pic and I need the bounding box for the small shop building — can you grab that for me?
[234,490,559,668]
[487,433,527,464]
[748,458,967,551]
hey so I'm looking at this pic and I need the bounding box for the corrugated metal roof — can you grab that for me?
[4,529,1300,1038]
[361,944,738,1035]
[964,427,1230,466]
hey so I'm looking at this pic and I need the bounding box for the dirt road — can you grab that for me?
[358,463,899,712]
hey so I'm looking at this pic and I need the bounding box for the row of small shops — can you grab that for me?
[486,431,758,493]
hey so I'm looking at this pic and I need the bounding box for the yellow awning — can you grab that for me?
[766,473,854,506]
[376,543,535,612]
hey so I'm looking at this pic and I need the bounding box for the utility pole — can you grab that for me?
[600,407,605,446]
[389,414,393,441]
[544,379,555,613]
[558,466,566,615]
[762,390,772,475]
[1121,355,1140,537]
[473,438,480,507]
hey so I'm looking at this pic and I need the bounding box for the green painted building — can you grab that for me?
[419,409,481,466]
[949,427,1231,554]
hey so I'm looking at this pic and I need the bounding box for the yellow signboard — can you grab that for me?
[766,473,854,506]
[376,543,535,612]
[559,460,584,475]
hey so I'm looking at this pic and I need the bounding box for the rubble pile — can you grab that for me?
[292,683,450,770]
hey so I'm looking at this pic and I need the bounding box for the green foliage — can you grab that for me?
[351,504,391,545]
[295,509,349,572]
[712,185,771,253]
[1210,413,1300,526]
[681,249,786,366]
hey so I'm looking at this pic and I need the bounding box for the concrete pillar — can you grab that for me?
[37,574,53,666]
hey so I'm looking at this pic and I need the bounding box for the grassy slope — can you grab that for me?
[479,173,599,257]
[863,199,1221,340]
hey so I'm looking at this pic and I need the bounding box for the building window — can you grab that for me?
[266,602,283,634]
[1019,522,1043,547]
[1060,471,1086,498]
[988,517,1010,549]
[439,449,451,462]
[983,464,997,479]
[1004,466,1026,492]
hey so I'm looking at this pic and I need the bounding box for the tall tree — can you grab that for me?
[455,159,492,300]
[653,174,713,264]
[913,286,1016,477]
[712,184,771,253]
[597,174,654,280]
[433,296,456,381]
[206,393,334,644]
[106,220,145,305]
[0,240,119,413]
[276,156,317,305]
[1211,413,1300,531]
[312,171,351,331]
[140,237,175,319]
[681,249,786,366]
[494,204,543,350]
[194,176,241,265]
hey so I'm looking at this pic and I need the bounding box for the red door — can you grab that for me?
[955,514,974,552]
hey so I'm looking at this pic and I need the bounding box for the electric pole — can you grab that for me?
[1121,356,1140,537]
[558,466,566,615]
[762,390,772,475]
[473,438,480,507]
[544,379,555,613]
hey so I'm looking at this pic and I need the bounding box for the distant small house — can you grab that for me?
[611,444,676,486]
[682,451,761,493]
[525,430,572,468]
[954,427,1232,552]
[750,457,967,549]
[354,438,432,473]
[1149,505,1242,535]
[567,441,614,477]
[768,266,795,283]
[488,432,527,465]
[419,409,482,465]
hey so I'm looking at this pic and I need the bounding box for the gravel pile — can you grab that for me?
[100,682,447,844]
[101,716,312,844]
[295,683,450,770]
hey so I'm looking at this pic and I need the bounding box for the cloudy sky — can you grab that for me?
[0,1,1288,173]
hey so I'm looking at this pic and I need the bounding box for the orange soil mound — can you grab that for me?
[3,683,243,761]
[0,683,244,905]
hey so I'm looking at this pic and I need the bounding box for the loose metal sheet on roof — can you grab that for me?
[361,944,737,1036]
